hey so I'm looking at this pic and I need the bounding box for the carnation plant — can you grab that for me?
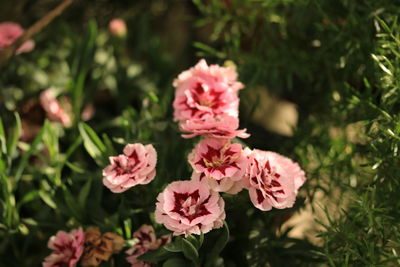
[1,0,400,266]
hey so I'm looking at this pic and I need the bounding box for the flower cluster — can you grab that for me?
[43,59,307,266]
[43,228,124,267]
[154,59,307,236]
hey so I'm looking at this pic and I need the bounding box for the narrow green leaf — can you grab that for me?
[205,222,230,267]
[6,112,22,159]
[39,191,57,210]
[164,238,183,253]
[78,178,92,208]
[0,116,6,154]
[72,20,98,119]
[78,122,106,165]
[137,247,176,263]
[102,133,116,156]
[193,42,226,58]
[186,234,201,250]
[162,257,189,267]
[63,187,83,221]
[123,218,132,239]
[15,122,46,182]
[181,238,199,265]
[65,161,85,173]
[17,191,40,209]
[198,232,204,248]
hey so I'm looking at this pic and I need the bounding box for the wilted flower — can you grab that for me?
[155,180,225,236]
[188,138,247,194]
[245,149,306,211]
[180,114,249,139]
[173,59,243,122]
[81,227,124,267]
[109,18,127,37]
[103,143,157,193]
[40,89,73,127]
[126,224,171,267]
[0,22,35,54]
[43,228,85,267]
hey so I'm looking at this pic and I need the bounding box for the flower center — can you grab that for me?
[171,190,211,222]
[201,144,239,168]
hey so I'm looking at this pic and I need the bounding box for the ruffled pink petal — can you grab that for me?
[103,143,157,193]
[245,149,306,211]
[43,228,84,267]
[155,180,225,236]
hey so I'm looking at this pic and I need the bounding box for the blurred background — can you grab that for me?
[0,0,399,266]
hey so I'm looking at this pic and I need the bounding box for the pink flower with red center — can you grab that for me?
[43,228,85,267]
[126,224,171,267]
[180,114,250,139]
[0,22,35,54]
[188,138,247,194]
[173,59,243,122]
[103,143,157,193]
[245,149,306,211]
[155,180,225,236]
[40,89,73,127]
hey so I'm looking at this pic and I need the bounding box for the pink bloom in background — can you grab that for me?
[40,89,73,127]
[103,143,157,193]
[180,114,249,139]
[43,228,85,267]
[155,180,225,236]
[0,22,35,54]
[188,138,247,194]
[173,59,243,122]
[126,224,171,267]
[245,149,306,211]
[109,18,127,37]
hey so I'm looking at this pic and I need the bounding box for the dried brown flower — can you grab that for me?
[81,227,124,267]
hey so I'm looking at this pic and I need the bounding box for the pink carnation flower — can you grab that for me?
[188,138,247,194]
[0,22,35,54]
[245,149,306,211]
[126,224,171,267]
[40,89,72,127]
[173,59,243,122]
[109,18,127,37]
[155,180,225,236]
[103,143,157,193]
[43,228,85,267]
[180,114,250,139]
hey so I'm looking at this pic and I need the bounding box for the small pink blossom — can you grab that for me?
[0,22,35,54]
[188,138,247,194]
[109,18,127,37]
[126,224,171,267]
[245,149,306,211]
[40,89,73,127]
[43,228,85,267]
[103,143,157,193]
[173,59,243,122]
[155,180,225,236]
[180,114,249,139]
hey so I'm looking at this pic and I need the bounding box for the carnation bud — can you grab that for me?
[108,18,127,38]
